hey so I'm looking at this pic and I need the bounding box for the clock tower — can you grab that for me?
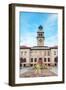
[37,25,45,46]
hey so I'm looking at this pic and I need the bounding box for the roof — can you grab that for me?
[37,25,44,33]
[20,46,31,49]
[31,46,50,50]
[38,25,43,30]
[50,46,58,49]
[20,45,58,50]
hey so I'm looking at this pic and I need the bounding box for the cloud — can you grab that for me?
[20,31,37,47]
[45,34,58,46]
[43,14,58,32]
[44,14,58,27]
[20,12,58,47]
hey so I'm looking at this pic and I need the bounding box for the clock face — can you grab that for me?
[39,39,42,42]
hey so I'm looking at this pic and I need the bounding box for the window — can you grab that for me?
[20,58,23,63]
[39,33,40,36]
[44,58,46,62]
[21,51,23,55]
[48,58,50,62]
[44,50,46,56]
[40,33,42,36]
[54,51,56,55]
[55,63,57,66]
[20,63,22,68]
[39,58,42,60]
[30,64,33,66]
[34,58,37,62]
[39,33,42,37]
[31,58,33,62]
[24,51,27,55]
[48,51,50,56]
[24,64,26,67]
[20,58,26,63]
[54,57,58,62]
[48,64,50,66]
[23,58,26,62]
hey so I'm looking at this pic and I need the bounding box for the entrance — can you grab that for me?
[38,58,43,65]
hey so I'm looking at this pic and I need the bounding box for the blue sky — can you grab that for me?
[19,12,58,47]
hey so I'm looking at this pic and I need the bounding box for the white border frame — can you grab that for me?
[15,6,63,84]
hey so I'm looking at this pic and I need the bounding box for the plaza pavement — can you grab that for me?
[20,67,57,77]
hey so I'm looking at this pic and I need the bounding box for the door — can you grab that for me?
[38,58,43,65]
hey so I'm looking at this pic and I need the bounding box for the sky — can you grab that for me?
[19,11,58,47]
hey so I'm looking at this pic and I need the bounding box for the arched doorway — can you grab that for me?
[38,58,43,65]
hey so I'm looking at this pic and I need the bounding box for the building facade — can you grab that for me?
[20,25,58,68]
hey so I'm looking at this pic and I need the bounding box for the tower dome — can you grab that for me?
[37,25,44,32]
[38,25,43,30]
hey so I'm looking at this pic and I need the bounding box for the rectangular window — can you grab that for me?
[48,50,50,56]
[48,64,50,66]
[24,51,27,55]
[20,58,24,63]
[20,58,26,62]
[48,58,50,62]
[24,64,26,67]
[30,64,33,66]
[54,51,56,55]
[44,58,46,62]
[40,33,42,36]
[35,58,37,62]
[39,58,42,60]
[21,51,23,55]
[44,50,46,56]
[23,58,26,62]
[31,58,33,62]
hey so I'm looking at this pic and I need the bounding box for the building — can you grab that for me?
[20,25,58,68]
